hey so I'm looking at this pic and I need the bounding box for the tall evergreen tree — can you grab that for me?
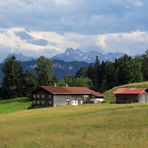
[22,71,37,96]
[35,56,53,86]
[104,61,116,89]
[118,54,132,85]
[114,68,119,86]
[101,61,106,80]
[93,56,102,91]
[128,60,143,83]
[2,56,24,98]
[87,64,94,80]
[142,50,148,80]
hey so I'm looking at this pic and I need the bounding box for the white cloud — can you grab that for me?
[97,31,148,55]
[0,28,148,61]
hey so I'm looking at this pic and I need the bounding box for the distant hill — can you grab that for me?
[52,48,124,63]
[0,59,89,83]
[104,81,148,103]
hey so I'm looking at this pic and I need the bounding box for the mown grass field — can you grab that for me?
[0,103,148,148]
[104,81,148,103]
[0,82,148,147]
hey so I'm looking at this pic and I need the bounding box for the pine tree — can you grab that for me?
[35,56,53,86]
[118,54,132,85]
[93,56,102,91]
[142,50,148,80]
[87,64,94,80]
[2,56,24,98]
[104,61,116,89]
[128,60,143,83]
[22,71,37,96]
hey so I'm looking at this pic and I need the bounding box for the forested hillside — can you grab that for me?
[0,59,89,82]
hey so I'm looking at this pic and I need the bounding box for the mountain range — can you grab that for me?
[51,48,124,63]
[8,48,124,63]
[8,53,35,62]
[0,48,124,82]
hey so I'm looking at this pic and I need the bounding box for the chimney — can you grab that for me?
[66,84,68,87]
[54,83,57,87]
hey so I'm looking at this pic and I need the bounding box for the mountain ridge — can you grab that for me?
[8,53,35,62]
[51,48,124,63]
[0,48,124,82]
[2,48,124,63]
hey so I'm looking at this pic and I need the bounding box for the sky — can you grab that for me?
[0,0,148,61]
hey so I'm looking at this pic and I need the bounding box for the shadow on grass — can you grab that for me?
[0,97,31,104]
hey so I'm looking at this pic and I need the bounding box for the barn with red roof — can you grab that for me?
[113,88,148,103]
[32,86,104,107]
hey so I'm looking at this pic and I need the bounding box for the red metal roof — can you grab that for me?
[41,86,103,97]
[113,88,147,95]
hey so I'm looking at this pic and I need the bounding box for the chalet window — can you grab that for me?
[41,94,45,99]
[33,95,36,99]
[49,95,52,98]
[32,100,36,104]
[37,95,40,98]
[37,100,40,104]
[41,100,45,105]
[49,101,52,104]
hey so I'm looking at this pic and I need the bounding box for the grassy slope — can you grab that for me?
[0,98,31,113]
[104,81,148,103]
[0,103,147,148]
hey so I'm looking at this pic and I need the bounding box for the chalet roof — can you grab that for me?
[113,88,147,95]
[40,86,104,97]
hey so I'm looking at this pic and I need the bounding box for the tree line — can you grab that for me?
[0,56,53,99]
[86,50,148,92]
[0,50,148,99]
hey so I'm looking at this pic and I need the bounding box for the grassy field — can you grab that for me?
[0,98,31,113]
[0,103,147,148]
[0,82,148,147]
[104,81,148,103]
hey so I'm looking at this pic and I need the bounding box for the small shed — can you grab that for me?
[113,88,148,103]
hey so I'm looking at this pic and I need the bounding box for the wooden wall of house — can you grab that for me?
[116,94,138,103]
[32,89,53,107]
[146,94,148,102]
[53,94,90,106]
[138,93,148,103]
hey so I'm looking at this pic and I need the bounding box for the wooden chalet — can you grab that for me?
[32,86,104,107]
[114,88,148,103]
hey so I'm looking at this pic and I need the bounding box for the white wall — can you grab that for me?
[138,93,148,103]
